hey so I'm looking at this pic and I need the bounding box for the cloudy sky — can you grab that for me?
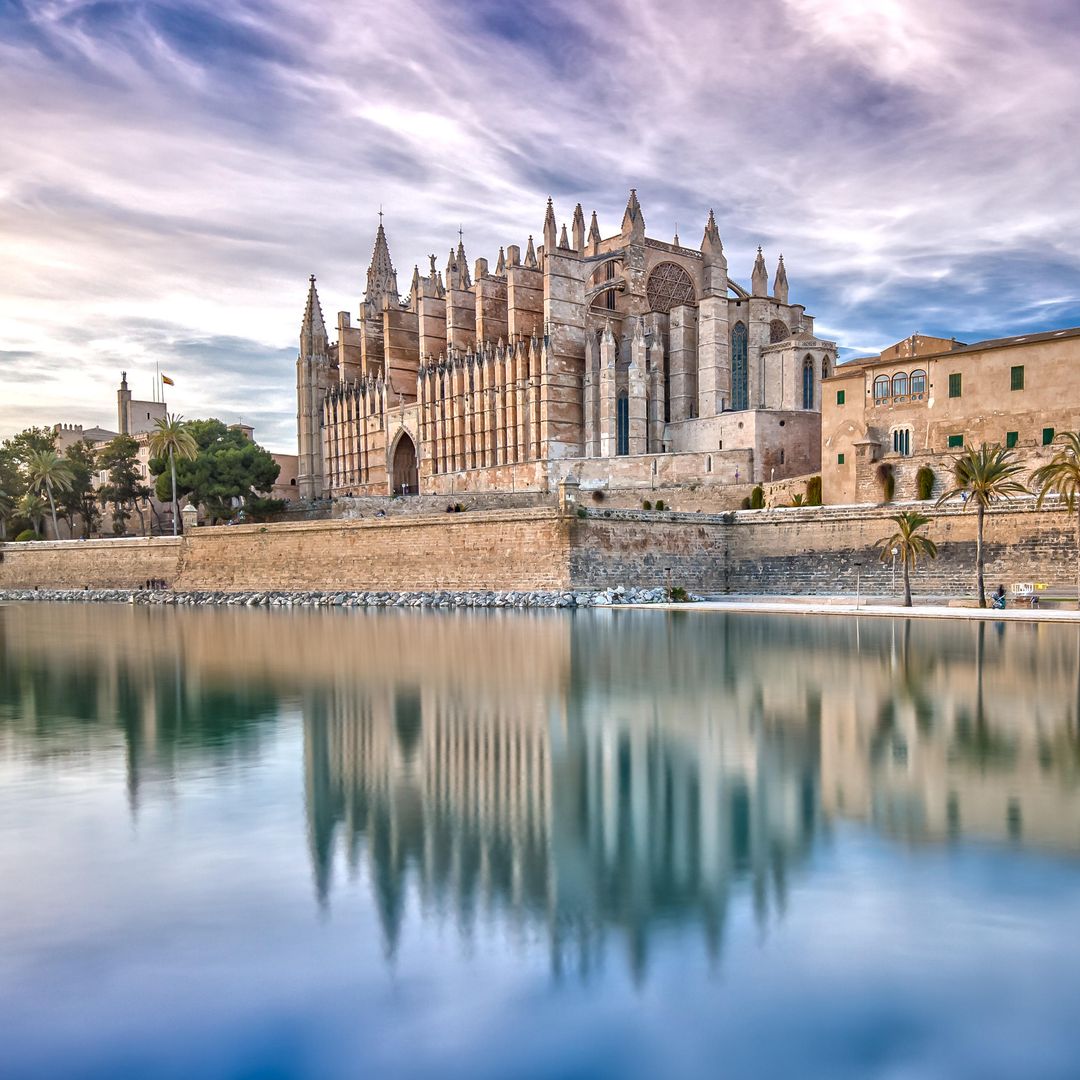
[2,0,1079,452]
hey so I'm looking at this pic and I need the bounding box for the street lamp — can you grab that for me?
[892,546,899,597]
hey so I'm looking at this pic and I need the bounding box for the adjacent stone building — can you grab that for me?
[297,192,836,500]
[822,326,1080,504]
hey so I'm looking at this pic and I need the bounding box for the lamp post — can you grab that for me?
[892,546,899,597]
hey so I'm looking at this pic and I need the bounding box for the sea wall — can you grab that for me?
[0,500,1074,598]
[0,536,182,590]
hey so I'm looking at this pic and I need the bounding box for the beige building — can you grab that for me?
[821,326,1080,504]
[297,191,836,500]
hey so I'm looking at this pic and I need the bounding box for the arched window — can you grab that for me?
[873,375,890,402]
[616,392,629,456]
[821,357,830,381]
[731,323,748,410]
[646,262,696,313]
[802,356,814,409]
[892,372,909,398]
[769,319,789,343]
[910,369,927,398]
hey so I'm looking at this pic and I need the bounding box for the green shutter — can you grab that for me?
[1006,431,1018,448]
[836,389,845,405]
[1043,427,1055,446]
[837,453,845,465]
[948,434,964,448]
[949,373,962,398]
[1011,365,1025,391]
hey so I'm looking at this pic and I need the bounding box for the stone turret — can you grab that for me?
[297,275,332,500]
[587,210,601,254]
[621,188,645,243]
[572,203,585,254]
[751,247,768,297]
[542,197,558,253]
[773,254,789,305]
[700,209,727,297]
[117,371,131,435]
[364,220,399,310]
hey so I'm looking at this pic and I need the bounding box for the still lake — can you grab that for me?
[2,602,1080,1079]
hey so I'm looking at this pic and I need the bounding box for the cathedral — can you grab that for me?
[296,191,837,500]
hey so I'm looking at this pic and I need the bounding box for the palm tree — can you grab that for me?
[937,443,1027,608]
[0,487,11,541]
[18,492,47,537]
[1031,431,1080,608]
[149,414,198,536]
[25,449,74,540]
[875,510,939,607]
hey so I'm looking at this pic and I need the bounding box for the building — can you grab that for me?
[821,326,1080,504]
[297,191,837,500]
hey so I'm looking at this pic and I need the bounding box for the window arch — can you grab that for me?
[616,391,629,456]
[731,323,748,410]
[645,262,696,313]
[892,372,909,398]
[821,357,830,381]
[769,319,789,343]
[802,355,814,409]
[910,369,927,398]
[873,375,890,402]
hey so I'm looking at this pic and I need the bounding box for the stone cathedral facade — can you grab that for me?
[296,191,837,500]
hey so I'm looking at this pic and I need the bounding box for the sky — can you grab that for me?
[2,0,1080,454]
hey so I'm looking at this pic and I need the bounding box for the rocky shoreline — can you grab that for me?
[0,586,693,609]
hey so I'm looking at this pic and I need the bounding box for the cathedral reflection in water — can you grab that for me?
[3,603,1080,977]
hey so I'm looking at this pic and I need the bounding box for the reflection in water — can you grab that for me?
[3,603,1080,982]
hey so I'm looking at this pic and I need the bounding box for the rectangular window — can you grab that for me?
[892,429,912,456]
[948,434,964,448]
[1011,365,1025,391]
[949,373,962,398]
[837,453,845,465]
[1006,431,1019,448]
[836,389,846,405]
[1043,427,1055,446]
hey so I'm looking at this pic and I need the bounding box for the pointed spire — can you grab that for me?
[558,222,570,250]
[365,219,399,307]
[410,264,421,297]
[588,209,601,250]
[751,246,768,296]
[572,203,585,254]
[673,223,680,247]
[773,254,789,304]
[621,188,644,240]
[301,274,328,357]
[543,197,557,251]
[446,248,456,287]
[701,209,724,260]
[455,233,471,288]
[496,246,506,275]
[525,234,538,269]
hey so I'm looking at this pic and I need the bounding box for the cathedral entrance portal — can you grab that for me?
[391,432,419,495]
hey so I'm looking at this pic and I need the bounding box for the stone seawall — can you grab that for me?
[0,500,1074,598]
[0,536,182,590]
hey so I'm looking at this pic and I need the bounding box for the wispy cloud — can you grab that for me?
[2,0,1079,449]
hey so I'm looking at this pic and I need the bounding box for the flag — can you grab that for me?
[161,374,175,386]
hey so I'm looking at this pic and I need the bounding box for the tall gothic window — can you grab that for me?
[731,323,748,410]
[616,392,629,455]
[802,355,814,409]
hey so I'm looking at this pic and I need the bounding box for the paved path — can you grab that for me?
[625,597,1080,623]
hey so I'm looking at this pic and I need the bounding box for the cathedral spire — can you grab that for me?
[572,203,585,254]
[558,222,570,250]
[621,188,644,241]
[365,219,399,308]
[701,209,724,260]
[524,234,538,269]
[751,246,768,297]
[300,274,328,358]
[588,210,601,250]
[455,231,471,288]
[773,254,789,304]
[496,246,506,275]
[543,197,558,252]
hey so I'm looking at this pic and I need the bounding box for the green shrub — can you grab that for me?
[790,493,805,506]
[805,476,822,506]
[642,499,653,510]
[654,499,666,511]
[14,529,38,542]
[916,466,935,501]
[876,463,895,503]
[576,506,587,519]
[668,585,690,603]
[750,486,765,509]
[740,496,752,510]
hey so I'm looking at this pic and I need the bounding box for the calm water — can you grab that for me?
[2,604,1080,1080]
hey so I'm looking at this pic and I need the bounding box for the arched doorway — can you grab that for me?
[391,432,418,495]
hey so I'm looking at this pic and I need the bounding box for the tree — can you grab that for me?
[1031,431,1080,608]
[18,492,46,537]
[97,435,149,536]
[0,487,12,541]
[875,511,939,607]
[60,440,100,538]
[0,427,56,511]
[148,414,198,536]
[25,449,74,540]
[937,443,1027,607]
[150,419,279,524]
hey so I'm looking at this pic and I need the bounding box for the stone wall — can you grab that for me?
[0,537,182,590]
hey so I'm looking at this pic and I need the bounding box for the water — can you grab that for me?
[2,603,1080,1080]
